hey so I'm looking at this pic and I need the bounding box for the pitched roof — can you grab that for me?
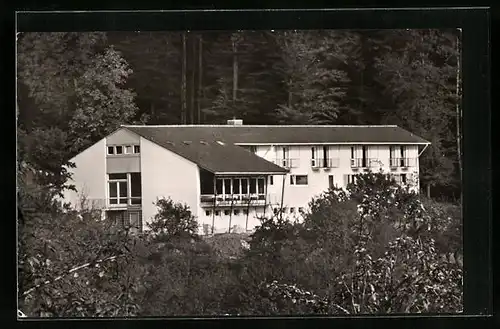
[123,125,430,145]
[123,126,288,175]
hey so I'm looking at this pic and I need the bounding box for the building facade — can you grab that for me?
[62,121,430,235]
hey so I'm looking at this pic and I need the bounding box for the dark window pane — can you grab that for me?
[242,179,248,194]
[296,175,308,185]
[205,210,210,216]
[110,198,117,204]
[269,176,273,185]
[234,210,240,215]
[216,179,223,194]
[131,198,141,205]
[116,146,123,154]
[224,210,230,216]
[107,146,114,154]
[224,179,231,194]
[119,198,127,204]
[109,173,127,180]
[109,182,117,197]
[290,175,294,185]
[250,178,257,193]
[233,179,240,194]
[119,181,127,197]
[134,145,140,153]
[215,211,220,216]
[130,173,142,197]
[258,179,265,194]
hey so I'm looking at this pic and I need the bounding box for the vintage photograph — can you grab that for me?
[17,28,463,317]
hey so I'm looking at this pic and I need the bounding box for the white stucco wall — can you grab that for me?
[62,139,107,210]
[140,137,201,230]
[255,144,422,213]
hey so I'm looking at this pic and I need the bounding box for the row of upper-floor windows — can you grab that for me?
[242,145,413,158]
[107,144,140,155]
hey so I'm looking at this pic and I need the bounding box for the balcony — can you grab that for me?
[389,158,417,169]
[274,158,300,169]
[350,158,383,170]
[200,193,278,207]
[311,158,340,169]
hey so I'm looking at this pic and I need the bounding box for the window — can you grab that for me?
[124,145,132,154]
[108,173,141,205]
[234,210,240,216]
[344,174,357,187]
[205,210,211,216]
[215,210,220,216]
[241,178,248,194]
[233,178,241,194]
[134,145,140,154]
[269,176,274,185]
[224,179,231,195]
[129,211,141,228]
[107,146,115,155]
[257,178,265,194]
[216,179,223,195]
[224,210,230,216]
[329,175,335,189]
[250,178,257,194]
[401,173,407,184]
[291,175,308,185]
[115,146,123,154]
[311,147,315,159]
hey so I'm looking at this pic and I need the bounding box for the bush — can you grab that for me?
[148,198,199,241]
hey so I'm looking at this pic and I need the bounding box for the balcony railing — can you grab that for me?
[350,158,381,168]
[200,193,277,207]
[389,157,417,168]
[274,158,300,168]
[311,158,340,168]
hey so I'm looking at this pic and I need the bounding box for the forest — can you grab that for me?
[17,29,463,317]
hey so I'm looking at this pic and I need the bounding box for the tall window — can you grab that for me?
[323,146,329,167]
[328,175,335,189]
[108,173,141,205]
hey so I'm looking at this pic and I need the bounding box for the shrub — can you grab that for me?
[148,198,199,241]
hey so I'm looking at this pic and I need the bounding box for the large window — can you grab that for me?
[290,175,308,185]
[108,173,141,205]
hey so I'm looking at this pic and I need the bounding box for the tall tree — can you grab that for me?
[273,30,353,124]
[17,32,140,158]
[372,29,460,197]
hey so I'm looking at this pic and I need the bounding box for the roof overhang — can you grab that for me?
[235,142,431,146]
[213,171,288,176]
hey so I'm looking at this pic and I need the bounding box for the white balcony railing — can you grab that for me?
[200,193,277,207]
[311,158,340,168]
[274,158,300,169]
[350,158,380,168]
[389,157,417,168]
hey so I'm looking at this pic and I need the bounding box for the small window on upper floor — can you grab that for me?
[134,145,140,154]
[234,209,240,216]
[115,146,123,154]
[269,176,274,185]
[224,210,230,216]
[215,210,220,216]
[205,210,211,216]
[124,145,132,154]
[107,146,115,155]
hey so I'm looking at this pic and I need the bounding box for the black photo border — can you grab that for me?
[9,6,492,329]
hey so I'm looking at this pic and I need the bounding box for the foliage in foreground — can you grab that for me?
[18,173,462,317]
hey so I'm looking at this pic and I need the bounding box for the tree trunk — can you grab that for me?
[181,32,187,124]
[189,34,196,124]
[197,35,203,124]
[426,183,431,199]
[232,35,238,117]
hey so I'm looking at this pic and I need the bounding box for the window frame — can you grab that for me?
[290,174,308,186]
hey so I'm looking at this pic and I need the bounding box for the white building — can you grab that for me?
[62,120,430,234]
